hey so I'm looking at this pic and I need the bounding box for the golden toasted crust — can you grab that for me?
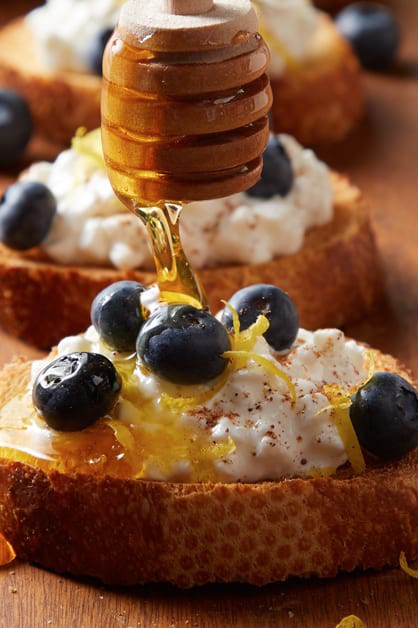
[0,18,101,144]
[0,172,382,349]
[270,15,364,145]
[0,351,417,587]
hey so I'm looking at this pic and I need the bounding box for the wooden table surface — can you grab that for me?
[1,1,418,626]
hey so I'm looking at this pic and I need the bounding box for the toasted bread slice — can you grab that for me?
[0,350,417,587]
[0,173,382,349]
[270,14,364,145]
[0,18,101,144]
[0,15,362,146]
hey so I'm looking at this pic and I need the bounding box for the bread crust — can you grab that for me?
[0,351,417,587]
[270,14,364,145]
[0,173,382,348]
[0,18,101,144]
[0,15,362,146]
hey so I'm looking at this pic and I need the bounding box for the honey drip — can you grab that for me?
[136,203,206,308]
[102,31,271,307]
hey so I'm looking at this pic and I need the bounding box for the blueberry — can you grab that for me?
[221,284,299,352]
[350,372,418,460]
[137,304,231,385]
[0,181,56,250]
[0,89,32,166]
[91,281,146,353]
[336,2,400,70]
[246,136,294,200]
[86,27,114,76]
[33,352,121,431]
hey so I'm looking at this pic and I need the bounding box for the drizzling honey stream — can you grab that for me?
[101,0,272,308]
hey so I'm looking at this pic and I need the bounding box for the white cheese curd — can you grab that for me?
[256,0,319,78]
[21,134,333,270]
[26,0,121,73]
[47,323,367,483]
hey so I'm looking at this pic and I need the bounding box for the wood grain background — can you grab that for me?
[0,1,418,626]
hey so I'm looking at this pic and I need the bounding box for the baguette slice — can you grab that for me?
[0,18,101,144]
[0,350,417,587]
[0,173,382,349]
[0,15,362,146]
[270,14,364,145]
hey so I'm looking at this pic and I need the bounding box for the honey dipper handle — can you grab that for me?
[163,0,214,15]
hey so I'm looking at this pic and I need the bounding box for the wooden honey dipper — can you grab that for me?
[102,0,272,205]
[101,0,272,306]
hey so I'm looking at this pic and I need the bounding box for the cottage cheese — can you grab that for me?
[27,0,319,78]
[26,0,122,73]
[50,323,366,483]
[256,0,319,77]
[22,135,333,270]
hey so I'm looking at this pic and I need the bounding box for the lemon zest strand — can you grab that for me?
[332,404,365,474]
[221,301,270,353]
[400,551,418,579]
[221,300,241,345]
[161,308,275,412]
[257,19,301,71]
[137,436,236,483]
[160,369,230,414]
[223,350,296,402]
[335,615,366,628]
[315,350,376,474]
[72,127,106,170]
[236,315,270,352]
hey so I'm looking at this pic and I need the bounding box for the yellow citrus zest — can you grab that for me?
[400,551,418,579]
[160,370,230,414]
[72,127,105,170]
[162,305,285,411]
[256,17,301,71]
[335,615,366,628]
[139,435,236,483]
[316,351,376,474]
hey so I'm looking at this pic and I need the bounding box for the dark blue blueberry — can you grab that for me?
[0,181,56,250]
[137,304,231,385]
[246,136,294,200]
[0,89,32,167]
[91,280,146,353]
[33,352,121,431]
[350,372,418,460]
[221,284,299,352]
[336,2,400,70]
[86,27,114,76]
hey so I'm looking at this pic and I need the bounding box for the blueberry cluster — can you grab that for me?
[32,283,300,430]
[32,281,418,465]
